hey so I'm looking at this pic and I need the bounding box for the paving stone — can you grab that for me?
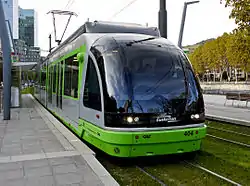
[81,167,101,182]
[72,156,89,169]
[40,138,60,144]
[22,147,44,154]
[39,134,57,139]
[0,169,23,180]
[25,175,55,186]
[52,163,78,174]
[23,159,49,169]
[4,133,22,139]
[24,166,52,177]
[43,148,65,153]
[1,143,21,149]
[0,126,6,131]
[0,120,7,125]
[57,183,80,186]
[42,144,64,150]
[55,173,84,185]
[82,179,104,186]
[1,147,22,156]
[0,162,22,171]
[2,139,22,146]
[21,139,40,146]
[49,157,75,166]
[21,136,38,140]
[2,178,25,186]
[22,142,41,148]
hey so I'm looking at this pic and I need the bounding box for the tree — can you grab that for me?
[221,0,250,32]
[188,45,206,79]
[216,33,231,81]
[188,30,250,82]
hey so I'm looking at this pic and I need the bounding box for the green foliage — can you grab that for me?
[21,87,34,95]
[188,30,250,79]
[222,0,250,32]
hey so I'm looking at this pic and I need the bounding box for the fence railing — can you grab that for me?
[201,81,250,85]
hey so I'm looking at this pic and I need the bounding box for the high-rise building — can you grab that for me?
[19,7,38,46]
[1,0,19,52]
[1,0,18,39]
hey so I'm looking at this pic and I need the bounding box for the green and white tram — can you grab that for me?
[34,21,207,157]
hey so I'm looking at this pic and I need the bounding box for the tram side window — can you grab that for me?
[83,57,101,111]
[64,59,72,96]
[52,65,56,93]
[41,70,46,89]
[71,56,79,98]
[64,54,78,98]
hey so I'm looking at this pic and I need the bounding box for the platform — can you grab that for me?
[0,94,118,186]
[204,94,250,127]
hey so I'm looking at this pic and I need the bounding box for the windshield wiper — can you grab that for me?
[126,37,156,46]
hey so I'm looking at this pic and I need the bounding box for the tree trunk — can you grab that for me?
[235,68,238,83]
[220,68,223,82]
[213,70,216,82]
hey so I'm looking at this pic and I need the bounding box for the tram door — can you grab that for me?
[48,66,53,104]
[59,61,63,109]
[56,62,63,109]
[56,64,59,108]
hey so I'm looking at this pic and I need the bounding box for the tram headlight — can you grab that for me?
[191,113,205,121]
[127,117,133,123]
[126,116,140,124]
[191,114,200,119]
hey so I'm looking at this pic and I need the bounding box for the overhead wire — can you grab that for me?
[109,0,139,20]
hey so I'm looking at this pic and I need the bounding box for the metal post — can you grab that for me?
[0,0,12,120]
[49,35,51,52]
[59,14,72,44]
[19,66,22,108]
[178,3,187,48]
[178,1,200,48]
[158,0,167,38]
[52,13,57,43]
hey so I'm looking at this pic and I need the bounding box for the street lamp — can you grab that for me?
[178,1,200,48]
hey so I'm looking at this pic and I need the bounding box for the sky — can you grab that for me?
[19,0,237,55]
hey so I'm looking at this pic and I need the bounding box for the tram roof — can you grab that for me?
[45,21,160,61]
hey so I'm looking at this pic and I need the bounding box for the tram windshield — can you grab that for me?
[97,43,189,114]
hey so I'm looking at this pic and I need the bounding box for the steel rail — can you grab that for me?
[207,134,250,148]
[185,161,242,186]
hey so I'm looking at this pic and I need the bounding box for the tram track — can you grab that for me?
[136,165,167,186]
[206,134,250,148]
[135,158,243,186]
[184,161,242,186]
[206,119,250,148]
[207,126,250,137]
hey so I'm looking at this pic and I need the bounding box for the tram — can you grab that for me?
[34,21,206,157]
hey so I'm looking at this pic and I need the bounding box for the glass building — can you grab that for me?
[1,0,19,39]
[19,7,38,47]
[1,0,19,53]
